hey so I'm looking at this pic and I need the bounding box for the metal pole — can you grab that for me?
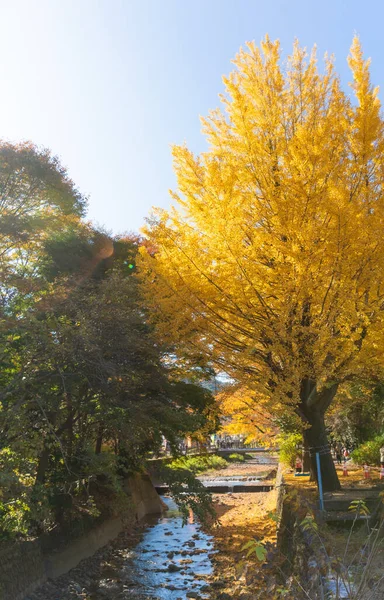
[316,452,324,511]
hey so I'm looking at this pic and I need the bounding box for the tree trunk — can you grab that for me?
[35,411,58,486]
[65,394,74,461]
[299,379,341,492]
[303,410,341,492]
[302,437,311,473]
[95,425,103,454]
[35,444,50,484]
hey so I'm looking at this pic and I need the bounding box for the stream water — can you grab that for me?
[28,458,277,600]
[28,497,216,600]
[123,497,215,599]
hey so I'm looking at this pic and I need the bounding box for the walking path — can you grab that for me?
[204,457,278,599]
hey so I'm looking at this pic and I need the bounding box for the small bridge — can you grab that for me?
[155,481,275,494]
[214,446,277,455]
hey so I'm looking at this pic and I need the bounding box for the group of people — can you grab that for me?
[333,443,384,467]
[295,444,384,474]
[215,439,245,449]
[333,446,351,465]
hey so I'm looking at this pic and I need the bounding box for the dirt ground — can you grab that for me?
[212,491,277,532]
[206,489,278,598]
[205,462,384,599]
[283,464,384,599]
[284,463,384,488]
[201,457,278,480]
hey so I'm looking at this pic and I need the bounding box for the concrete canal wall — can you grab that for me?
[0,473,164,600]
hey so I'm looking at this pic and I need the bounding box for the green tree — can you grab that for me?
[1,229,217,535]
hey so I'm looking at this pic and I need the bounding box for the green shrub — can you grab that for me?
[243,453,255,461]
[351,434,384,466]
[169,455,227,474]
[278,433,302,468]
[226,453,245,463]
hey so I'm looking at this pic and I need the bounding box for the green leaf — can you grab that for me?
[348,499,370,515]
[255,545,268,561]
[241,540,256,551]
[234,560,245,579]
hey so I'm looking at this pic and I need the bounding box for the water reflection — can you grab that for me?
[125,497,214,599]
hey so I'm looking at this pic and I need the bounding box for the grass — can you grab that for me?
[168,455,228,474]
[225,453,246,463]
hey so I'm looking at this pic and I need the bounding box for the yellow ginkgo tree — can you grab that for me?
[216,384,278,444]
[140,36,384,491]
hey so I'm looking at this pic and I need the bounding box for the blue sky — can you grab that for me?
[0,0,383,234]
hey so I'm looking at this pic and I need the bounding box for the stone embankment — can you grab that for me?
[0,473,164,600]
[3,455,280,600]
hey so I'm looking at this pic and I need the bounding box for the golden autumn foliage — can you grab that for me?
[140,36,384,489]
[216,385,277,444]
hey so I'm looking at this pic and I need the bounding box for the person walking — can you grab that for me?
[380,444,384,468]
[295,456,302,474]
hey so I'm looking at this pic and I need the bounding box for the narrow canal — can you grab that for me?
[126,497,214,599]
[28,456,277,600]
[28,498,216,600]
